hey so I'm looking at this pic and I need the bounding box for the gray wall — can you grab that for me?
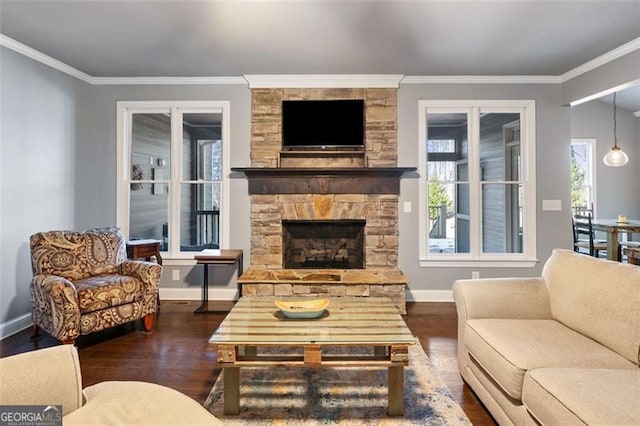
[397,83,572,293]
[1,47,91,326]
[571,99,640,219]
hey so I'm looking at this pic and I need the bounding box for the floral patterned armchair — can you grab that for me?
[30,227,162,344]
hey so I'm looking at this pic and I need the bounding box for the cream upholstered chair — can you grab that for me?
[0,345,221,425]
[30,227,161,344]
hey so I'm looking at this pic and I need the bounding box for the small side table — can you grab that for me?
[194,249,243,314]
[126,239,163,310]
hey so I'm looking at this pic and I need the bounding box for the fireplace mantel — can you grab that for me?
[231,167,417,195]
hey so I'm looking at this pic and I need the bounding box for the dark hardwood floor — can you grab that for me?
[0,301,495,425]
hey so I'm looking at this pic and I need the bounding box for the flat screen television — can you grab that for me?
[282,99,365,150]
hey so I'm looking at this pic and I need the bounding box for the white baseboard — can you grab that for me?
[0,312,33,340]
[406,289,454,302]
[159,287,240,301]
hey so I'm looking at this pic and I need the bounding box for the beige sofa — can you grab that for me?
[453,249,640,425]
[0,345,221,425]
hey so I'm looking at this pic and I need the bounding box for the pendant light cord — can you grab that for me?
[613,92,618,148]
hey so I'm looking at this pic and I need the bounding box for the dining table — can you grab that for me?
[591,219,640,261]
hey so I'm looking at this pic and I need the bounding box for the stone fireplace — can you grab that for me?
[235,87,412,314]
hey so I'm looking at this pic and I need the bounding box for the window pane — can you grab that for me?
[571,142,592,209]
[479,113,520,182]
[427,113,468,141]
[182,113,223,181]
[428,183,470,254]
[427,160,457,182]
[131,113,171,180]
[427,139,455,153]
[482,183,523,253]
[180,183,221,251]
[129,183,169,249]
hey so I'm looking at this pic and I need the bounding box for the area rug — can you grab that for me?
[203,344,471,425]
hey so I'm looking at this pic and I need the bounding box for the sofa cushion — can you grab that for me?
[63,381,221,425]
[465,319,636,400]
[75,275,144,313]
[542,249,640,365]
[523,368,640,426]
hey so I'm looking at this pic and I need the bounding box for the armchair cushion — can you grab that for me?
[75,275,143,313]
[64,381,222,425]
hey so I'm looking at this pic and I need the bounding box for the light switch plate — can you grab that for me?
[542,199,562,211]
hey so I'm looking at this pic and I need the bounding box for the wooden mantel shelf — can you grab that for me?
[231,167,417,195]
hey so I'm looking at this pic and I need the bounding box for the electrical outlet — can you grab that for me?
[472,271,480,279]
[172,269,180,281]
[403,201,412,213]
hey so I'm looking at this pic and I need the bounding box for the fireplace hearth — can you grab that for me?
[282,220,365,269]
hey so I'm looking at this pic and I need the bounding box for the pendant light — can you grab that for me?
[603,92,628,167]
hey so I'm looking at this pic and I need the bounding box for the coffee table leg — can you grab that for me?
[223,367,240,415]
[388,365,404,416]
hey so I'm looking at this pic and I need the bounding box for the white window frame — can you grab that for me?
[116,101,231,262]
[570,138,597,217]
[418,100,537,267]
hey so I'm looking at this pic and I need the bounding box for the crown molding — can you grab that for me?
[569,78,640,107]
[3,32,638,88]
[91,76,247,85]
[401,75,561,84]
[0,34,93,83]
[559,37,640,83]
[243,74,404,88]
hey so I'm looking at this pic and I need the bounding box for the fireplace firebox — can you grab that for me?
[282,220,365,269]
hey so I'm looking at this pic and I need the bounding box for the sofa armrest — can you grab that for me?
[0,345,83,416]
[31,275,81,342]
[453,277,552,380]
[453,277,552,321]
[119,260,162,292]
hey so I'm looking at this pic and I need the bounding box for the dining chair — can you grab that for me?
[573,213,607,258]
[618,240,640,263]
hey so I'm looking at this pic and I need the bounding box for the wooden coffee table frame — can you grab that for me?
[209,297,415,416]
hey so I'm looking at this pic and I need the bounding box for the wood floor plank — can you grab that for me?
[0,300,496,425]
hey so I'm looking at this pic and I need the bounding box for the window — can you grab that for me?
[571,138,595,215]
[117,101,230,259]
[418,100,536,267]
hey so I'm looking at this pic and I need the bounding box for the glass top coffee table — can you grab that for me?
[209,296,416,416]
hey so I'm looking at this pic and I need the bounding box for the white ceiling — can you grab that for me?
[1,0,639,111]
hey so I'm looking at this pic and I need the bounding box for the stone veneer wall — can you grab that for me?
[249,88,399,270]
[251,88,397,167]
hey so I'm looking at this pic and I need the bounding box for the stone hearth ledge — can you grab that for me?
[238,268,408,314]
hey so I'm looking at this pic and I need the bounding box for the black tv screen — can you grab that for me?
[282,99,364,150]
